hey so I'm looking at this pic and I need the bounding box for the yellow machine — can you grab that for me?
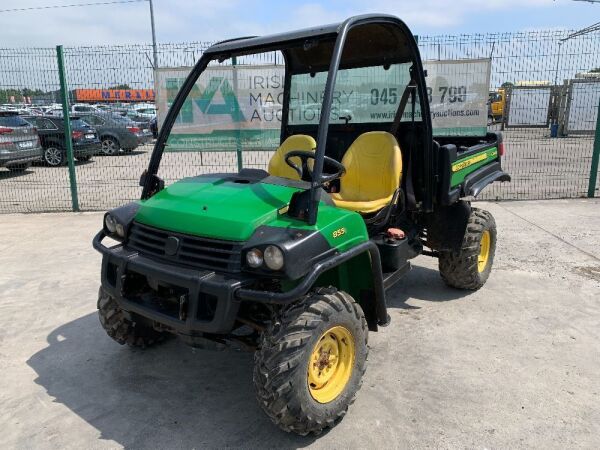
[488,88,506,123]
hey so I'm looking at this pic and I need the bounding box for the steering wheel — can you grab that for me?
[284,150,346,183]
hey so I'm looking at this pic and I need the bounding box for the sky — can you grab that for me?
[0,0,598,47]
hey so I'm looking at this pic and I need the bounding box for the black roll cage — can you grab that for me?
[142,14,433,223]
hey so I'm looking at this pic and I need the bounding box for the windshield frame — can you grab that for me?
[142,14,432,223]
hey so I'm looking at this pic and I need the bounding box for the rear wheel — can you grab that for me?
[438,207,497,290]
[44,145,66,166]
[97,287,168,348]
[100,137,120,155]
[253,288,368,435]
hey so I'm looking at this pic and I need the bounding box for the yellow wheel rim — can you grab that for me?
[478,230,491,273]
[307,326,355,404]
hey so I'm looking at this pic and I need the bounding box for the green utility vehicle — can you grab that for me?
[93,14,510,435]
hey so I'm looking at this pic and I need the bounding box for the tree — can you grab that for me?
[0,89,23,103]
[22,88,45,98]
[501,81,514,88]
[590,68,600,73]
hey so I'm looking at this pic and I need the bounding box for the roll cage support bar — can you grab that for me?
[141,14,433,220]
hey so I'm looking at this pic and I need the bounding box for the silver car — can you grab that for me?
[0,112,43,172]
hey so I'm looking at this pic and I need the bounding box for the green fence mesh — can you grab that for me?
[0,30,599,213]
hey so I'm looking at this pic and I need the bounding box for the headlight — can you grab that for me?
[246,248,263,268]
[101,203,139,242]
[104,213,125,239]
[115,223,125,238]
[264,245,284,271]
[104,214,117,233]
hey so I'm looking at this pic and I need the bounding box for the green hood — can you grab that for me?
[134,175,301,241]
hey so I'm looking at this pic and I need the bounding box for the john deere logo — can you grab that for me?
[167,76,245,123]
[165,236,180,256]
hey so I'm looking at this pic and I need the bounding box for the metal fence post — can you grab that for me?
[232,56,243,172]
[588,98,600,198]
[56,45,79,211]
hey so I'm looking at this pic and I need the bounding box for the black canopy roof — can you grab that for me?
[204,14,415,73]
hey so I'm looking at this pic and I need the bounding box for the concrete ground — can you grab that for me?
[1,199,599,449]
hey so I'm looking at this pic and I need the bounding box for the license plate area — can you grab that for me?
[19,141,34,148]
[122,269,189,321]
[85,133,95,139]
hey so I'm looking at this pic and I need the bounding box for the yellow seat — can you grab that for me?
[331,131,402,214]
[268,134,316,180]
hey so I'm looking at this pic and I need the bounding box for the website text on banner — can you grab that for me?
[154,58,491,152]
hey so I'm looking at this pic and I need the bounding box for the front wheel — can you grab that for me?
[97,287,168,348]
[253,288,368,435]
[100,137,120,155]
[439,207,497,290]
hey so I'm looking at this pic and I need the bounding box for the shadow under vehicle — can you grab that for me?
[92,14,510,436]
[26,264,466,447]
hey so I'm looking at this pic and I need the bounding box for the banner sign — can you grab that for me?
[155,58,491,151]
[425,59,491,135]
[74,88,155,102]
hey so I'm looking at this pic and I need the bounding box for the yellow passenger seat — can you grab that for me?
[331,131,402,214]
[267,134,316,180]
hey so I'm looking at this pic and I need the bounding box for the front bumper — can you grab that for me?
[135,132,153,145]
[73,141,101,157]
[94,231,248,337]
[93,225,392,336]
[119,133,139,150]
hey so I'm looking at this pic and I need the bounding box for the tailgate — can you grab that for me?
[437,132,510,205]
[8,127,39,148]
[0,115,39,150]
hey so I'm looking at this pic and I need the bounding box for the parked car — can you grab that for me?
[126,105,156,120]
[128,102,155,112]
[89,103,130,116]
[71,103,102,114]
[127,113,156,139]
[92,104,115,113]
[22,115,101,166]
[44,105,65,116]
[24,107,46,116]
[78,112,152,155]
[0,112,43,171]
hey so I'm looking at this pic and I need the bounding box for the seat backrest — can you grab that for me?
[268,134,316,180]
[338,131,402,201]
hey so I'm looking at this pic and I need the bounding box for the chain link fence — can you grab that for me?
[418,30,600,200]
[0,47,73,212]
[1,30,599,213]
